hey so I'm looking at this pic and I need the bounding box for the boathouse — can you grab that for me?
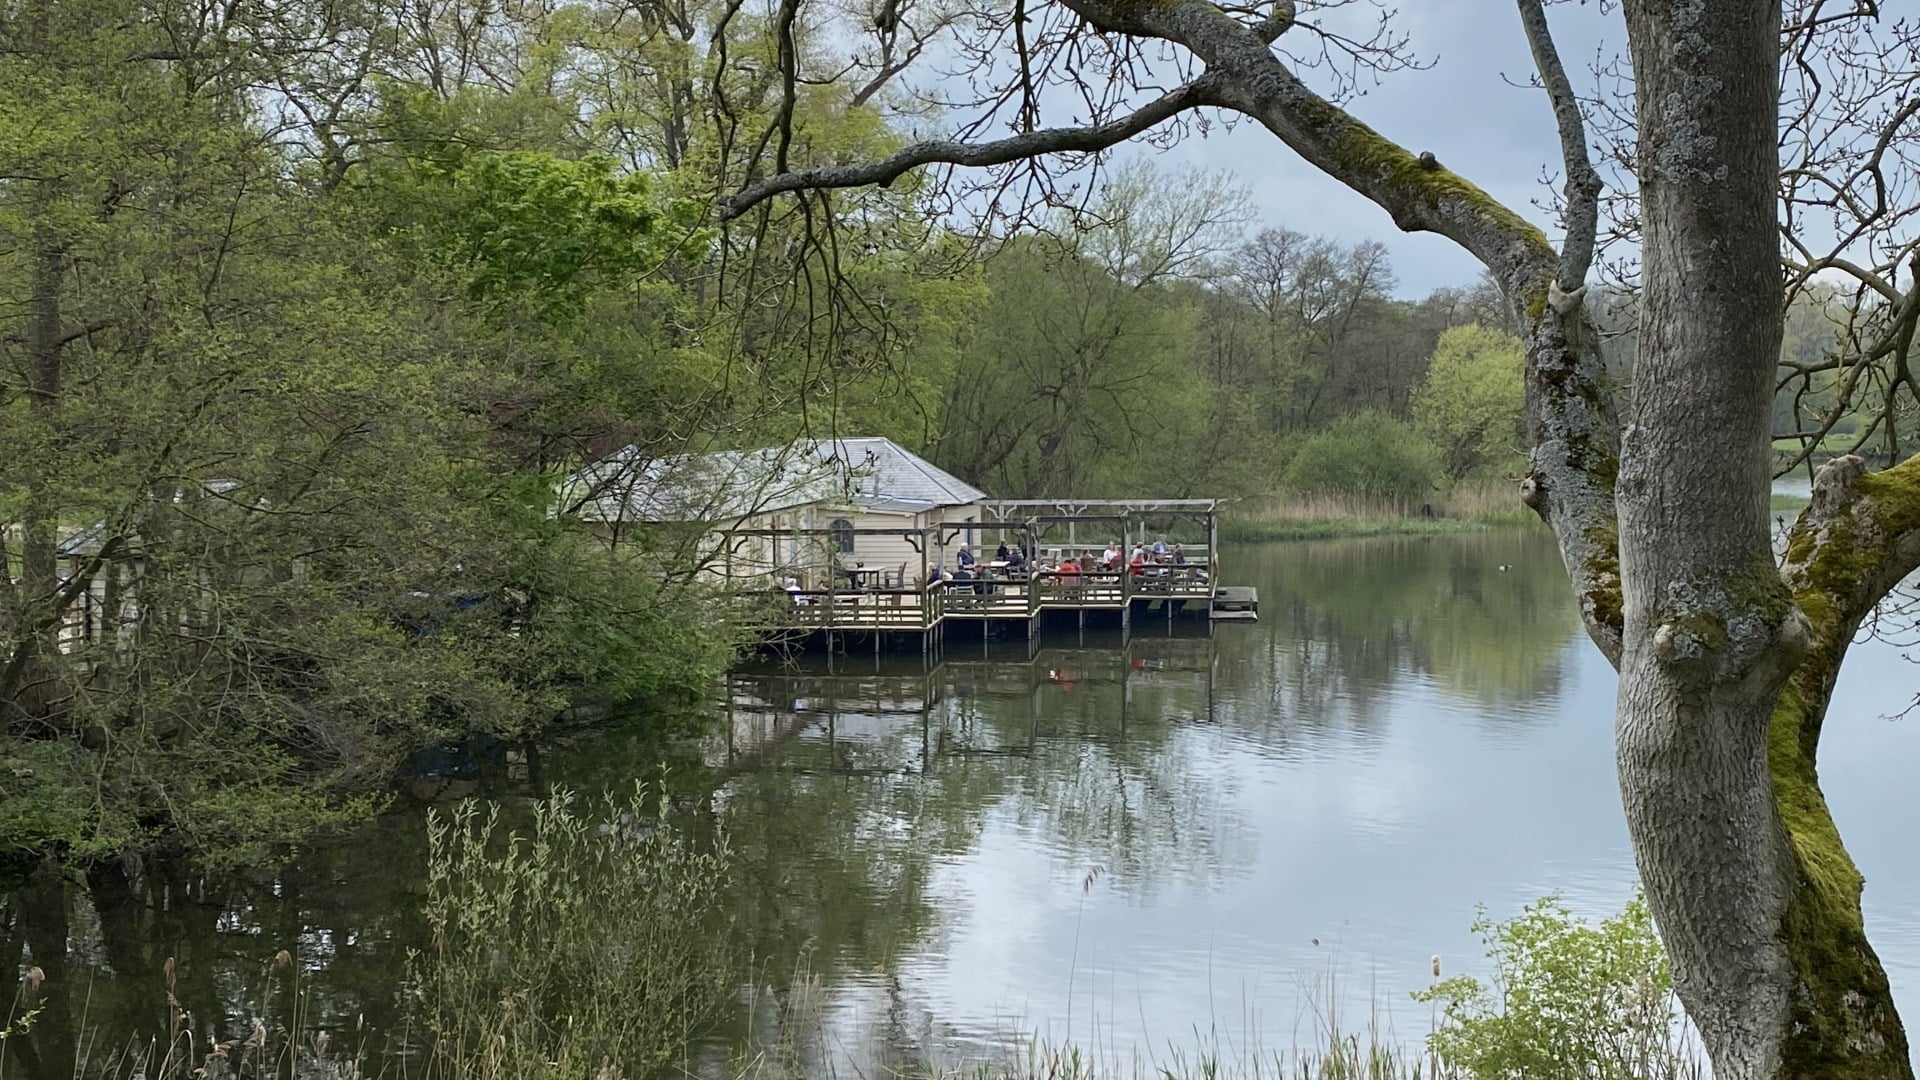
[565,438,1254,648]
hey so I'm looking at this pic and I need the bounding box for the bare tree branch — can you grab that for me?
[1516,0,1601,290]
[720,74,1230,219]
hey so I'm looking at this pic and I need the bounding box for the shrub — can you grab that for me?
[409,783,735,1080]
[1413,894,1701,1080]
[1280,413,1444,502]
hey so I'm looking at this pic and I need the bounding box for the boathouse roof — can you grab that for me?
[567,437,988,524]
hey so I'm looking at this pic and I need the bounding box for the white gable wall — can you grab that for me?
[823,508,924,585]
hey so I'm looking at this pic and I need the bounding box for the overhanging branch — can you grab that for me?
[719,75,1229,220]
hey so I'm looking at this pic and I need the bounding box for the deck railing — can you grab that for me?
[763,587,945,629]
[741,560,1213,632]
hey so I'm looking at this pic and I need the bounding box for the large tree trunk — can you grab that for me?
[2,241,73,725]
[1614,2,1911,1076]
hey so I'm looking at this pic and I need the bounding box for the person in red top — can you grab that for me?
[1128,550,1147,577]
[1055,557,1080,599]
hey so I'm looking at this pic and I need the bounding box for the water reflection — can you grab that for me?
[0,838,432,1079]
[1244,531,1578,735]
[7,528,1917,1076]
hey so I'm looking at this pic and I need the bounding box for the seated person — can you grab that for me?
[995,541,1012,562]
[782,577,812,605]
[956,544,976,571]
[1129,550,1148,577]
[925,564,951,588]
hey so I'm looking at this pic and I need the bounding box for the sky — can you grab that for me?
[1095,1,1626,298]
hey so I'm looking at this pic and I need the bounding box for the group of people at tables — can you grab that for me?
[780,538,1204,606]
[925,538,1203,591]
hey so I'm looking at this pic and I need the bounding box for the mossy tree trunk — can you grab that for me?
[1766,454,1920,1075]
[1607,3,1913,1074]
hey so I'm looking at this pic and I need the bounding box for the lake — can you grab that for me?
[5,529,1918,1076]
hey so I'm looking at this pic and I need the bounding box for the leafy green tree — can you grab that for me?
[1414,325,1527,482]
[1281,413,1443,503]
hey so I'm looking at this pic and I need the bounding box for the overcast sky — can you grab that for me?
[1102,1,1626,298]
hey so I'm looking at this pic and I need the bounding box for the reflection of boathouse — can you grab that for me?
[708,627,1221,778]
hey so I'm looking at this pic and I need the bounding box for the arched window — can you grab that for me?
[829,518,854,555]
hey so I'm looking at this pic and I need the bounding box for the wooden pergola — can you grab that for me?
[980,499,1219,569]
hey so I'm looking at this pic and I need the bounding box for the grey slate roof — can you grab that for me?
[820,437,988,507]
[56,521,111,558]
[567,437,987,525]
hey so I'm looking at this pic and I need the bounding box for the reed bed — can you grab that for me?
[1222,482,1538,542]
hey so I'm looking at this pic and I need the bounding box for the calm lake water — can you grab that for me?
[5,530,1918,1075]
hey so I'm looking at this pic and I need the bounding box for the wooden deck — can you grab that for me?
[744,568,1215,635]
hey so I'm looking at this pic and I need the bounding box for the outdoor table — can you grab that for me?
[845,567,884,589]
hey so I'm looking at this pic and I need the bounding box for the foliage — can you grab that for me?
[1281,414,1444,502]
[1414,326,1526,482]
[0,0,744,864]
[504,529,734,713]
[410,785,736,1080]
[1413,895,1700,1080]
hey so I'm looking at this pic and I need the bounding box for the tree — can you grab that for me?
[1414,325,1526,483]
[933,165,1248,497]
[1224,227,1400,430]
[1281,413,1441,503]
[716,0,1919,1074]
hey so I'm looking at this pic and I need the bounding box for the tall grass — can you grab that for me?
[3,951,377,1080]
[1223,481,1538,542]
[13,783,734,1080]
[410,783,735,1080]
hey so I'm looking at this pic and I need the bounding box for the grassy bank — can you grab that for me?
[1222,483,1540,543]
[1227,487,1812,542]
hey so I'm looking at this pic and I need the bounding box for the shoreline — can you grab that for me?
[1224,492,1812,544]
[1219,515,1538,543]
